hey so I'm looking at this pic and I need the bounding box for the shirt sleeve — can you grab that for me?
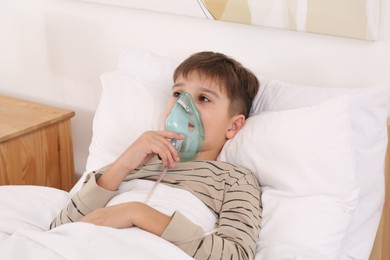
[49,171,118,229]
[161,171,262,260]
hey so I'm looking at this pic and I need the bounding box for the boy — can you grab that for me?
[50,51,261,260]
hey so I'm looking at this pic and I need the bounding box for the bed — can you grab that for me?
[0,50,388,260]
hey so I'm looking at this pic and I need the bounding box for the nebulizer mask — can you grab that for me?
[166,92,204,161]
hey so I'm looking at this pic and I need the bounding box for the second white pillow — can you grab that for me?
[219,96,359,259]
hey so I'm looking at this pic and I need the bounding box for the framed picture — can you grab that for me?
[83,0,382,40]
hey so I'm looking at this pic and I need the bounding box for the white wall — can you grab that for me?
[1,0,390,177]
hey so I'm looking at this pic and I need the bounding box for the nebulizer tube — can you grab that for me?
[143,166,168,204]
[144,92,204,204]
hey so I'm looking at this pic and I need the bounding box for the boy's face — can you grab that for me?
[165,71,237,160]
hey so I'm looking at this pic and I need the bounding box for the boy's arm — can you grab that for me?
[161,172,262,260]
[50,130,183,229]
[49,170,118,229]
[96,131,183,191]
[79,201,172,235]
[50,169,172,234]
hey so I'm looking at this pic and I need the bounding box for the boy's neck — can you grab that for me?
[195,150,219,161]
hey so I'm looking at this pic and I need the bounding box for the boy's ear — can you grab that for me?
[226,114,246,140]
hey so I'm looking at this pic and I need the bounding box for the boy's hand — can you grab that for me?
[80,202,171,236]
[120,130,184,171]
[97,131,184,191]
[80,202,135,229]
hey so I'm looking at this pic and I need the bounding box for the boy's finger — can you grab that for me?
[158,130,185,140]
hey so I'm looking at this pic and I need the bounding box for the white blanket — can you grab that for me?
[0,224,191,259]
[0,182,214,260]
[0,184,335,260]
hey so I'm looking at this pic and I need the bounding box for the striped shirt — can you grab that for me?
[50,160,262,260]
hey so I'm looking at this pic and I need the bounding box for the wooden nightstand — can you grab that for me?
[0,95,76,191]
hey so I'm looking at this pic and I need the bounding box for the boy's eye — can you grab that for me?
[173,91,181,98]
[199,96,210,102]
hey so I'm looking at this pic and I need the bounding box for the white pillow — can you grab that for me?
[253,78,388,259]
[85,71,171,172]
[219,96,359,259]
[84,50,177,172]
[74,50,388,259]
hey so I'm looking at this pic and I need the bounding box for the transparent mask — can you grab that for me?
[166,92,204,161]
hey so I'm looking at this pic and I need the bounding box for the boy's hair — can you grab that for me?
[173,51,259,118]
